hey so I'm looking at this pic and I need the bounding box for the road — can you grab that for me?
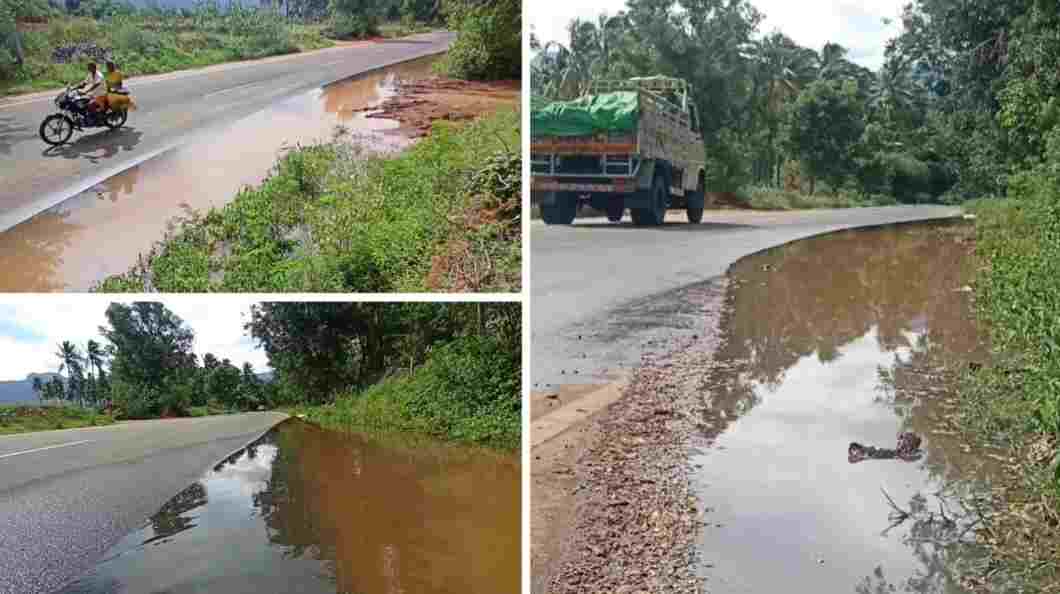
[530,205,963,389]
[0,412,287,594]
[0,32,454,233]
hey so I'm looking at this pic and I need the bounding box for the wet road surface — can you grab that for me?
[0,32,453,235]
[692,222,994,593]
[530,206,962,390]
[0,412,286,594]
[0,55,439,291]
[56,419,521,594]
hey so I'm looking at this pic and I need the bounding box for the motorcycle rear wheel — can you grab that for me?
[40,114,74,146]
[104,109,128,130]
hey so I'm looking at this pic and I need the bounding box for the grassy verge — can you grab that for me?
[734,186,892,210]
[951,135,1060,589]
[95,108,520,293]
[4,14,335,96]
[0,405,115,435]
[297,336,520,450]
[2,15,442,97]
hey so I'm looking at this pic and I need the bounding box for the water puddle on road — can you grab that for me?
[692,221,998,593]
[0,54,440,292]
[57,419,520,594]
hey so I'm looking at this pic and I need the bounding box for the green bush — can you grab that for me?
[438,0,519,81]
[307,335,520,449]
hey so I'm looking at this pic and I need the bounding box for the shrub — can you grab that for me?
[310,335,520,448]
[438,0,519,81]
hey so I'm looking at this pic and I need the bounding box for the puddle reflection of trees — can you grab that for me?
[695,222,990,593]
[0,208,80,291]
[249,421,519,594]
[143,482,208,545]
[855,488,989,594]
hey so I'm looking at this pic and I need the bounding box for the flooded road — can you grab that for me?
[57,419,520,594]
[693,222,995,593]
[0,55,440,292]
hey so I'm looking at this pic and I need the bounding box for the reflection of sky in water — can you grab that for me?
[57,420,520,594]
[58,441,333,594]
[695,328,950,593]
[691,222,988,594]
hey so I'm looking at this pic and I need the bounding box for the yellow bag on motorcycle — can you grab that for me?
[107,92,137,112]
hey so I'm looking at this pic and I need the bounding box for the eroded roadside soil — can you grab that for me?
[533,280,726,594]
[359,77,520,136]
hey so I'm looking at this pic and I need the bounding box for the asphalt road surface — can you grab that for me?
[0,32,453,233]
[0,412,287,594]
[531,205,964,389]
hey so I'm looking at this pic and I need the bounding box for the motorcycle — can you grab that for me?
[38,84,129,146]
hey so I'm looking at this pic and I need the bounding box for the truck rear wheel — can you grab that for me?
[541,192,577,225]
[632,174,667,226]
[686,177,705,224]
[606,199,624,222]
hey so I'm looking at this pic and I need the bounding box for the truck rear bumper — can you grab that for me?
[531,178,636,194]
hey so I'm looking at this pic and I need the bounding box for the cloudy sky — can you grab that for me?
[529,0,906,70]
[0,298,270,382]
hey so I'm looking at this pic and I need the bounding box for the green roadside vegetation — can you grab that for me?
[35,303,277,420]
[530,7,959,212]
[96,109,520,293]
[23,301,519,450]
[87,0,520,293]
[536,0,1060,588]
[0,405,113,435]
[0,0,445,97]
[251,302,521,450]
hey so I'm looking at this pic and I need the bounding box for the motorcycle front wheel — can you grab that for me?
[39,114,74,146]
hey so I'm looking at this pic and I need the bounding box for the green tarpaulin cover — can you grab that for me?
[531,91,640,137]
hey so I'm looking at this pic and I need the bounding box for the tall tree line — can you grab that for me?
[32,303,272,418]
[247,302,521,405]
[530,0,969,200]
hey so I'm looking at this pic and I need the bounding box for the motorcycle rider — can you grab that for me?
[76,62,107,115]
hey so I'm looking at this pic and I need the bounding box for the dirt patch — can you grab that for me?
[707,191,751,209]
[534,281,726,594]
[361,77,519,137]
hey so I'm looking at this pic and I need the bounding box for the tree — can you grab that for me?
[31,376,43,404]
[99,303,197,417]
[55,341,84,406]
[239,363,263,409]
[784,79,866,194]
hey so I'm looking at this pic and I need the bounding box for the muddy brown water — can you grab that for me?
[57,419,520,594]
[692,221,996,594]
[0,55,440,292]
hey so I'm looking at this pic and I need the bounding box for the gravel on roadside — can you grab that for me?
[545,280,726,594]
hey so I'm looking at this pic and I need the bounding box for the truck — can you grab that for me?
[530,76,708,226]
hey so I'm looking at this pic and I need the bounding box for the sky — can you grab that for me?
[529,0,906,70]
[0,298,270,382]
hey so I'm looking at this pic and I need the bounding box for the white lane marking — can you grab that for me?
[0,439,95,460]
[203,81,267,99]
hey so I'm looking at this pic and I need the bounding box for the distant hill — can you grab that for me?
[0,373,62,405]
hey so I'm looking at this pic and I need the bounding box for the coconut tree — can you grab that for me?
[55,341,84,406]
[31,376,43,404]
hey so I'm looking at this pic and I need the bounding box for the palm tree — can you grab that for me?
[815,42,854,81]
[31,376,43,404]
[55,341,83,407]
[85,339,107,407]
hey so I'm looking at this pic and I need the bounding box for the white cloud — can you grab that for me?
[0,297,270,381]
[529,0,906,70]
